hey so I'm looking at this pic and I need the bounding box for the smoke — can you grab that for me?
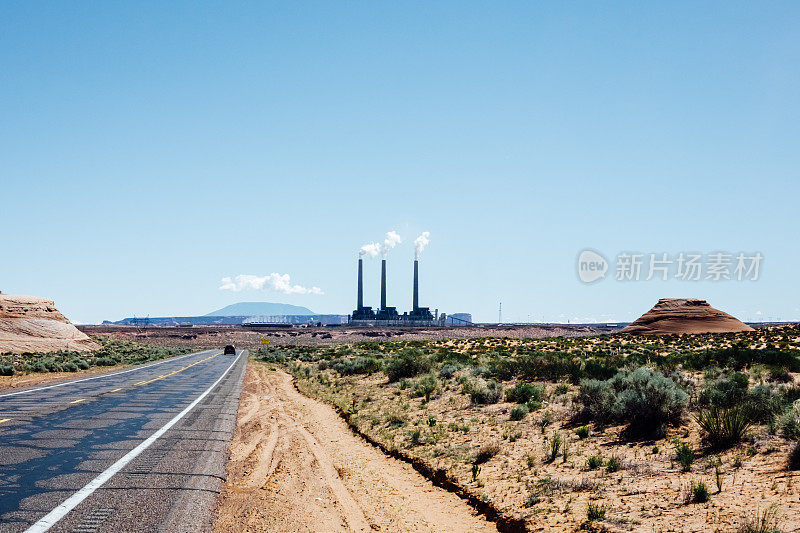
[359,242,381,258]
[219,273,324,295]
[414,231,430,259]
[380,231,402,258]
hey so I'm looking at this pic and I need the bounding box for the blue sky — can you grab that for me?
[2,2,799,324]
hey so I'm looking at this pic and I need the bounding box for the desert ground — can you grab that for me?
[5,324,800,531]
[252,324,800,532]
[215,362,495,532]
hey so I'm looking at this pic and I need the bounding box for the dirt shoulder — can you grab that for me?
[214,361,497,532]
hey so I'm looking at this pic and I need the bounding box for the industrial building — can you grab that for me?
[350,256,465,326]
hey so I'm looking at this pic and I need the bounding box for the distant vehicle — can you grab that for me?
[223,344,236,355]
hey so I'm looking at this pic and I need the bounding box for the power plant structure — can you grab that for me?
[350,257,444,326]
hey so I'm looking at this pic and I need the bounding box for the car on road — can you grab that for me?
[223,344,236,355]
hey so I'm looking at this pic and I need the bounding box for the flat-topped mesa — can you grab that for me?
[0,294,99,354]
[621,298,754,335]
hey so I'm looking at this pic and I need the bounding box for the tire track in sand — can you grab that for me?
[214,362,496,533]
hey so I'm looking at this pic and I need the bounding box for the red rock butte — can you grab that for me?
[0,294,99,354]
[621,298,754,335]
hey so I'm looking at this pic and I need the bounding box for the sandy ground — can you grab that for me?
[214,362,497,533]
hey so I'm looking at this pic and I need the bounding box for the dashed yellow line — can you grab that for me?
[0,418,10,424]
[133,352,220,387]
[63,351,222,408]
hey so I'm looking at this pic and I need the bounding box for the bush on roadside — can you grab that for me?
[674,440,695,472]
[691,481,710,503]
[788,442,800,470]
[744,385,784,424]
[510,405,529,421]
[439,363,460,379]
[463,377,503,405]
[333,356,381,376]
[412,373,439,402]
[474,442,501,464]
[577,368,688,436]
[699,372,749,408]
[384,351,430,382]
[696,406,752,449]
[506,382,545,404]
[781,401,800,440]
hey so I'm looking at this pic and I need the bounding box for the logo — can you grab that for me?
[577,249,608,283]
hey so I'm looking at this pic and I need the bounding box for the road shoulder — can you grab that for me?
[214,362,496,533]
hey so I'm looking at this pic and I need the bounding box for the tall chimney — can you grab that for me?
[381,259,387,310]
[357,258,364,310]
[413,259,419,312]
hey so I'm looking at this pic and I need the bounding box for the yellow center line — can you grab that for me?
[133,352,221,386]
[70,398,87,404]
[110,388,122,393]
[0,418,11,424]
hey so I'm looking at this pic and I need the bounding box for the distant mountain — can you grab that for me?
[205,302,315,317]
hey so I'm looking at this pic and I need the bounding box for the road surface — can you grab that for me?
[0,349,247,532]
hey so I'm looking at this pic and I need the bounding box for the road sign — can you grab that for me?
[261,340,270,345]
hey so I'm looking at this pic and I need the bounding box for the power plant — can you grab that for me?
[350,257,441,326]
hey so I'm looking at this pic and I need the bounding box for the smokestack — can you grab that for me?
[381,259,387,310]
[357,258,364,310]
[413,259,419,312]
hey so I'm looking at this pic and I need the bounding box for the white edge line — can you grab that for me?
[0,350,214,399]
[23,350,245,533]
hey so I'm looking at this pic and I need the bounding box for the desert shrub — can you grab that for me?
[474,442,501,464]
[0,364,14,376]
[74,358,90,370]
[606,456,621,473]
[260,351,287,364]
[674,440,695,471]
[62,361,79,372]
[544,432,562,463]
[575,426,590,439]
[577,368,688,436]
[554,383,570,396]
[780,401,800,440]
[94,357,116,367]
[744,385,784,423]
[464,377,503,405]
[439,363,460,379]
[586,503,607,521]
[384,351,430,382]
[735,504,781,533]
[333,356,381,375]
[413,373,439,402]
[788,442,800,470]
[587,455,604,470]
[510,405,529,421]
[506,382,544,404]
[769,367,793,383]
[691,481,710,503]
[699,372,749,408]
[696,407,752,449]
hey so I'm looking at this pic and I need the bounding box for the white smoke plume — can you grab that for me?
[380,231,402,258]
[359,242,381,258]
[414,231,430,259]
[219,273,324,295]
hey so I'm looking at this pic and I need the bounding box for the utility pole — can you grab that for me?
[498,302,502,324]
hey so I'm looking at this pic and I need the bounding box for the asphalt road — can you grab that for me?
[0,349,247,532]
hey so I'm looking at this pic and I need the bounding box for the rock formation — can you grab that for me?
[622,298,753,335]
[0,294,99,353]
